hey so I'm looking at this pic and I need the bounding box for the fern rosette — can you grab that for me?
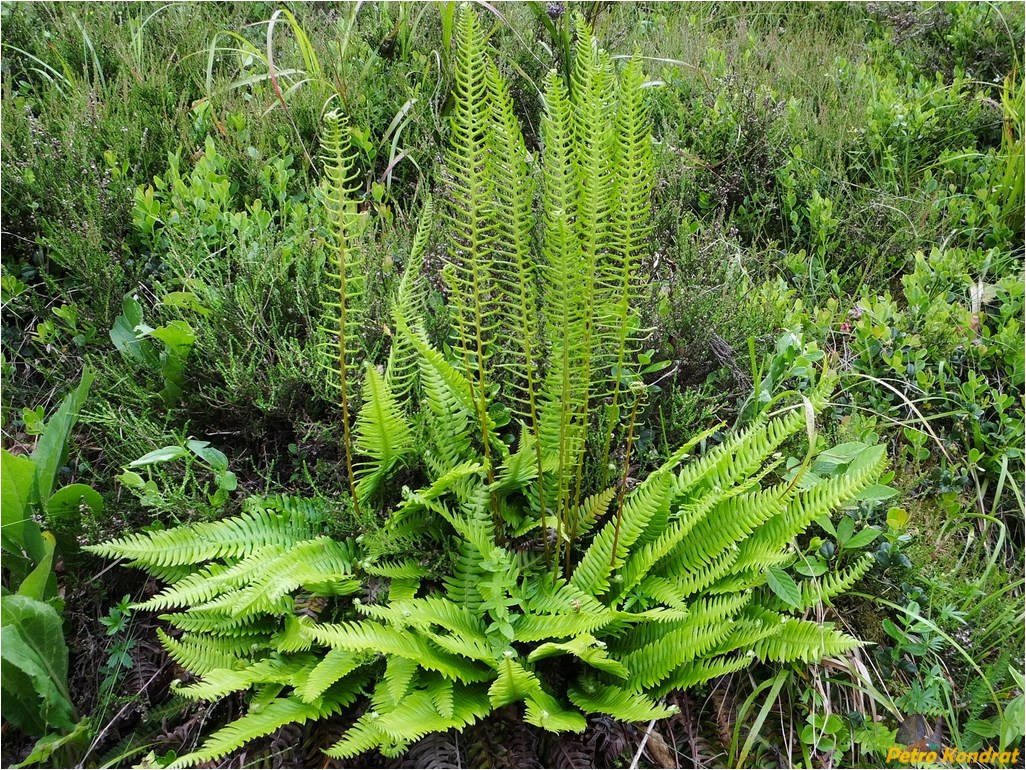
[86,9,886,767]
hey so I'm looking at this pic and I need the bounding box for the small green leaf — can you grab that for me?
[216,471,238,492]
[149,320,196,354]
[117,471,146,489]
[32,370,93,504]
[836,516,854,546]
[794,557,828,578]
[815,515,837,537]
[129,446,188,467]
[16,532,57,602]
[766,566,801,608]
[853,484,900,503]
[887,507,909,531]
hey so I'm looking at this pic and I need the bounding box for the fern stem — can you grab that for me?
[609,386,645,571]
[336,269,362,521]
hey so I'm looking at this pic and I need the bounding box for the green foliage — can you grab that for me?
[7,3,1022,767]
[109,294,195,406]
[2,370,95,595]
[87,12,887,765]
[1,373,96,760]
[0,595,76,736]
[777,245,1024,516]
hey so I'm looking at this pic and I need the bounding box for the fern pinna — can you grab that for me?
[87,9,886,767]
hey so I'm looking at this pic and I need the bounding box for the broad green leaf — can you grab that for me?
[812,442,867,473]
[814,515,836,536]
[853,484,900,504]
[0,595,75,734]
[46,484,103,524]
[2,449,40,557]
[110,295,157,367]
[794,556,828,578]
[32,370,93,505]
[187,440,228,472]
[843,527,881,550]
[160,291,210,317]
[129,446,189,467]
[766,566,801,609]
[150,320,196,354]
[13,718,90,768]
[17,531,57,601]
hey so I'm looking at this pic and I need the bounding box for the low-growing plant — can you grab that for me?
[2,371,95,761]
[86,12,887,767]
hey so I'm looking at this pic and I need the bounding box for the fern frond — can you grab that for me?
[157,628,251,675]
[375,685,492,744]
[617,619,735,692]
[573,487,616,539]
[324,711,386,759]
[356,596,486,638]
[443,537,486,613]
[537,69,589,553]
[307,620,492,682]
[354,364,414,502]
[386,199,434,404]
[296,648,365,703]
[734,444,887,572]
[653,653,754,697]
[382,655,420,706]
[134,547,286,612]
[174,654,317,701]
[197,538,358,619]
[484,57,542,422]
[594,53,654,481]
[514,609,615,643]
[568,679,673,722]
[524,687,588,733]
[443,7,502,476]
[361,558,429,580]
[83,508,314,569]
[167,689,361,769]
[785,553,876,611]
[753,619,862,663]
[668,483,793,574]
[160,611,276,635]
[528,634,628,679]
[316,109,366,513]
[488,657,543,708]
[571,473,673,597]
[272,614,315,653]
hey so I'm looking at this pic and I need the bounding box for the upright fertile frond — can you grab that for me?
[316,110,366,513]
[595,54,654,481]
[564,19,620,556]
[483,55,550,552]
[485,58,542,418]
[444,9,501,476]
[386,199,434,404]
[538,69,590,559]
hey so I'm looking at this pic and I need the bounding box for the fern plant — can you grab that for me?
[86,10,886,767]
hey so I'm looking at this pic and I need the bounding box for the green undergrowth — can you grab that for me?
[1,2,1023,768]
